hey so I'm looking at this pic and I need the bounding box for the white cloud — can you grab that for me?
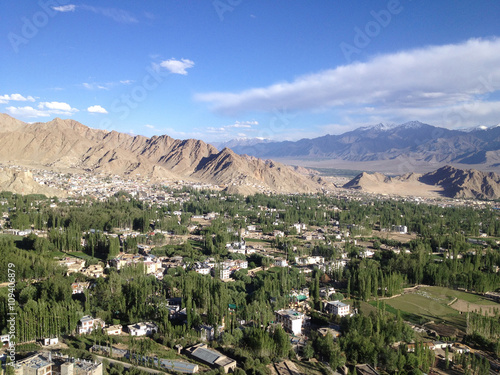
[6,106,49,118]
[87,105,108,114]
[159,59,195,75]
[38,101,78,113]
[227,120,258,129]
[144,124,155,129]
[6,100,78,119]
[0,93,36,104]
[82,80,134,90]
[81,5,138,23]
[195,38,500,128]
[52,4,76,12]
[54,5,137,23]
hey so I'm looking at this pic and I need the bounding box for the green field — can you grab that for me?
[65,251,101,262]
[384,293,466,329]
[416,286,498,305]
[371,286,500,331]
[0,233,23,241]
[49,250,68,258]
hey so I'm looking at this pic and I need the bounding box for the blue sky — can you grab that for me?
[1,1,500,143]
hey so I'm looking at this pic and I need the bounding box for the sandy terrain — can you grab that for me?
[450,299,500,316]
[353,178,445,198]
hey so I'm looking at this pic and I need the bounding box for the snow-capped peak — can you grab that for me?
[358,123,393,131]
[398,121,426,129]
[464,124,493,132]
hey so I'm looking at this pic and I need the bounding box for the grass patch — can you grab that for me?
[382,291,467,330]
[50,250,68,258]
[188,239,204,250]
[0,233,24,241]
[65,251,102,262]
[359,300,380,316]
[419,286,498,305]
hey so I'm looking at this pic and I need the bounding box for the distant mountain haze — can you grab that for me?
[228,121,500,169]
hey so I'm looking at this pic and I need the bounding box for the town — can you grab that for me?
[1,168,500,375]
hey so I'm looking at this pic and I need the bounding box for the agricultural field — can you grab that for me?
[374,286,500,331]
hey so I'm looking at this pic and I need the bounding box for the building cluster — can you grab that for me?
[12,353,102,375]
[109,253,164,278]
[59,258,104,278]
[192,258,248,280]
[76,315,158,338]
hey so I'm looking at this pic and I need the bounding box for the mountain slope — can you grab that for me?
[343,165,500,200]
[0,114,327,195]
[420,165,500,200]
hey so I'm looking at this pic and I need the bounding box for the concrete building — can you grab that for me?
[82,265,104,278]
[274,258,288,267]
[103,325,122,336]
[14,353,103,375]
[392,225,408,234]
[127,321,158,336]
[42,338,59,346]
[14,353,52,375]
[186,343,236,373]
[325,301,350,317]
[275,309,306,336]
[78,316,105,335]
[319,287,336,298]
[71,282,90,295]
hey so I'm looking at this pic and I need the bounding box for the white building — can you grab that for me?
[78,315,105,334]
[275,309,306,336]
[295,256,324,265]
[275,258,288,267]
[104,324,123,335]
[325,301,350,317]
[292,223,306,234]
[392,225,408,234]
[127,322,158,336]
[193,262,211,275]
[43,337,59,346]
[319,287,336,298]
[218,267,231,280]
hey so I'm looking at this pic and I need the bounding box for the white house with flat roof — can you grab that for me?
[127,321,158,336]
[325,301,350,317]
[275,309,306,336]
[78,315,105,334]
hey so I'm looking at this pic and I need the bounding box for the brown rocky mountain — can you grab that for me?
[0,114,328,195]
[0,168,65,197]
[420,165,500,200]
[343,165,500,200]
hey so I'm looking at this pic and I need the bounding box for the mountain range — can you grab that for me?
[1,114,499,200]
[343,165,500,200]
[228,121,500,171]
[0,113,327,195]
